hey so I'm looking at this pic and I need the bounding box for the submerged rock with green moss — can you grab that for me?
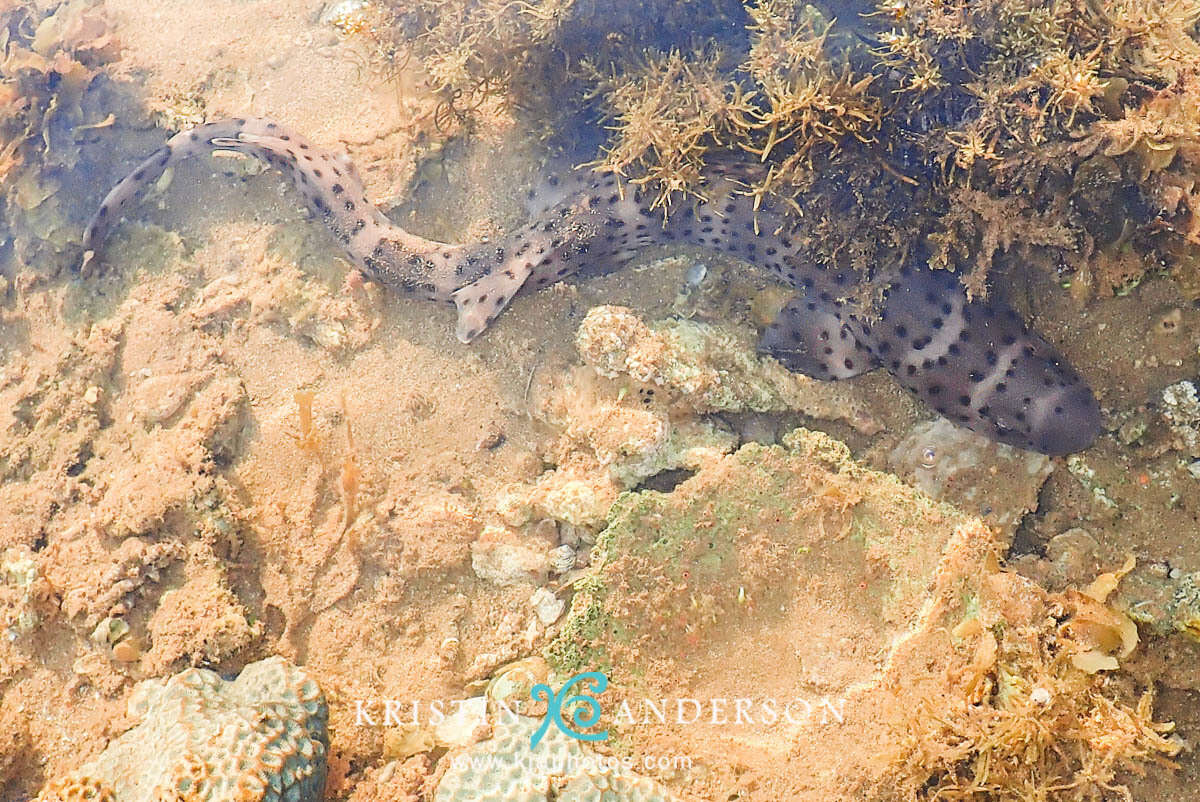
[547,427,977,678]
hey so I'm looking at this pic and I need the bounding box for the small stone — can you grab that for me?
[494,486,534,527]
[90,616,130,646]
[560,522,595,547]
[471,535,548,587]
[530,587,565,626]
[1116,417,1148,446]
[476,427,505,451]
[1048,528,1100,584]
[1154,307,1183,336]
[433,696,487,748]
[62,588,89,620]
[384,726,435,760]
[112,640,141,663]
[133,375,194,425]
[83,385,101,405]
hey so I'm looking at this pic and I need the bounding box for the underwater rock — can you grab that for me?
[1115,565,1200,643]
[36,656,328,802]
[547,426,986,680]
[434,714,679,802]
[1162,379,1200,456]
[1045,528,1103,588]
[523,471,619,530]
[536,423,1175,796]
[887,418,1053,538]
[576,306,876,427]
[530,364,739,491]
[531,586,566,625]
[142,554,261,674]
[471,526,551,587]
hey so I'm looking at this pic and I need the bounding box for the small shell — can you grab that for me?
[919,446,937,469]
[90,616,130,646]
[438,636,461,662]
[547,544,576,574]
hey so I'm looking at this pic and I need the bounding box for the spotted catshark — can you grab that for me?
[81,118,1101,454]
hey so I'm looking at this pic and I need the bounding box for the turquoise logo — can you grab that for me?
[529,671,608,748]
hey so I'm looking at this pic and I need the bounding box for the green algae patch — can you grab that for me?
[544,427,1180,799]
[545,572,623,677]
[546,427,980,681]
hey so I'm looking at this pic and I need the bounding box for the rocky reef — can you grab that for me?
[545,427,1180,798]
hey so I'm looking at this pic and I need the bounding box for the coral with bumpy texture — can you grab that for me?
[434,714,679,802]
[36,657,328,802]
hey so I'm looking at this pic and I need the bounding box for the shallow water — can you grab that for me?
[1,1,1199,800]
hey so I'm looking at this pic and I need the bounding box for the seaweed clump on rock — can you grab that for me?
[587,0,1200,302]
[0,0,120,272]
[376,0,752,133]
[585,2,884,210]
[376,0,1200,307]
[866,0,1200,299]
[886,558,1181,799]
